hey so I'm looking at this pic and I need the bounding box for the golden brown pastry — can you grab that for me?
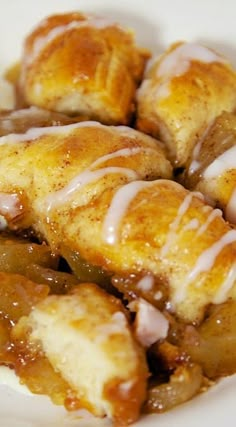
[56,180,236,324]
[19,12,148,125]
[0,121,236,325]
[2,120,236,420]
[183,112,236,224]
[0,270,147,425]
[12,283,148,426]
[136,42,236,166]
[0,121,172,229]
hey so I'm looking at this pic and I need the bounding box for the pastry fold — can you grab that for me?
[136,42,236,166]
[20,12,148,125]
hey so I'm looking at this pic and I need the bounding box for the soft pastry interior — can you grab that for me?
[12,283,148,425]
[1,9,236,427]
[136,41,236,167]
[19,12,149,125]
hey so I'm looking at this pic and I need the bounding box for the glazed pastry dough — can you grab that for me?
[0,121,172,227]
[136,42,236,166]
[13,283,148,425]
[183,112,236,224]
[0,122,236,323]
[19,12,148,125]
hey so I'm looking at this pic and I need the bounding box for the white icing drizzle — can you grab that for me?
[203,144,236,179]
[102,180,157,245]
[225,187,236,224]
[130,298,169,347]
[147,43,227,102]
[188,122,214,175]
[0,119,158,148]
[137,275,154,292]
[91,147,153,169]
[28,22,81,65]
[45,167,138,212]
[0,121,160,216]
[45,145,156,211]
[174,229,236,304]
[213,263,236,304]
[0,120,106,146]
[157,42,227,79]
[196,208,222,236]
[27,16,119,65]
[161,192,203,257]
[0,193,21,218]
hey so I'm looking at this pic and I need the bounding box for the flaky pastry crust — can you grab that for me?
[0,122,236,323]
[20,12,149,125]
[136,42,236,166]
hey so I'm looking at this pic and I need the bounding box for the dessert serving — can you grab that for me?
[0,7,236,427]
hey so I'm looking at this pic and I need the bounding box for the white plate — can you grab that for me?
[0,0,235,426]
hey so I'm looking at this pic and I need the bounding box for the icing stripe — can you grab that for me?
[45,167,139,212]
[160,192,203,257]
[213,263,236,304]
[103,180,158,245]
[203,143,236,179]
[45,145,158,211]
[196,208,222,236]
[174,229,236,304]
[26,16,118,65]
